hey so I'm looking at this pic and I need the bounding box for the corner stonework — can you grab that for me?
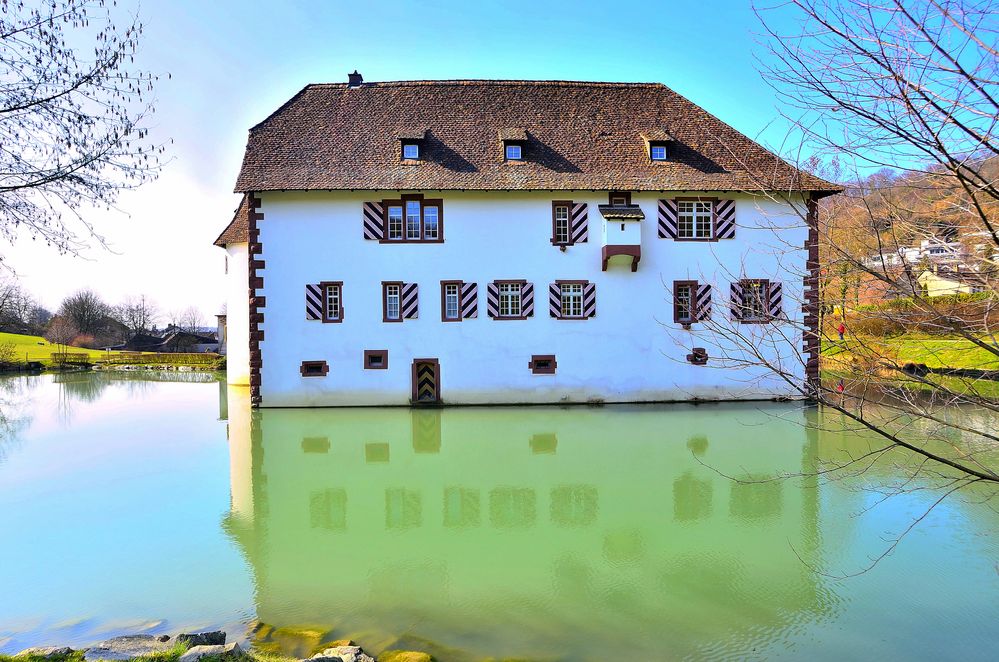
[247,193,265,407]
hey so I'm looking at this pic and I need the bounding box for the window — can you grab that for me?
[323,282,343,322]
[505,144,522,160]
[560,283,584,318]
[741,279,769,322]
[406,200,421,239]
[300,360,329,377]
[552,203,570,244]
[402,142,420,159]
[499,282,522,317]
[387,205,403,240]
[650,144,667,161]
[384,283,401,321]
[423,206,439,240]
[442,282,460,321]
[677,200,713,239]
[674,281,696,324]
[609,191,631,206]
[381,194,443,243]
[364,349,388,370]
[529,354,557,375]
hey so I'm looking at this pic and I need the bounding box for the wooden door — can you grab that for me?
[411,359,440,405]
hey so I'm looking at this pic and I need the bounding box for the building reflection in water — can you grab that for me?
[222,387,830,660]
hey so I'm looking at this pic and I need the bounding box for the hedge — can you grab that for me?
[96,352,222,366]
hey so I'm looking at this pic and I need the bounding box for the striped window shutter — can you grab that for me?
[715,199,736,239]
[571,203,588,243]
[768,282,782,318]
[583,282,596,317]
[695,284,712,321]
[521,283,535,317]
[548,283,561,317]
[362,202,384,240]
[401,282,419,319]
[306,284,323,320]
[730,282,743,321]
[460,282,478,318]
[658,199,678,239]
[486,282,500,318]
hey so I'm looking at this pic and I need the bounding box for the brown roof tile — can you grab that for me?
[214,194,249,247]
[234,79,840,194]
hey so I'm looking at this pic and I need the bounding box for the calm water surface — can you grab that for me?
[0,373,997,660]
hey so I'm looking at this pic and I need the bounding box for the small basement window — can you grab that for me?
[505,144,522,160]
[364,349,388,370]
[300,360,329,377]
[529,354,557,375]
[402,143,420,160]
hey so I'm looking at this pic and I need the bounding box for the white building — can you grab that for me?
[215,75,839,407]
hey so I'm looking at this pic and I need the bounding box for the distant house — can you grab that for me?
[109,330,219,353]
[917,269,988,297]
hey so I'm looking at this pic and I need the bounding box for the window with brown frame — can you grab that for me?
[383,282,403,322]
[674,280,697,324]
[552,201,571,245]
[322,281,343,323]
[677,199,714,239]
[363,349,388,370]
[740,279,770,322]
[441,281,462,321]
[381,194,443,243]
[529,354,557,375]
[559,282,584,319]
[498,281,523,318]
[300,360,329,377]
[608,191,632,206]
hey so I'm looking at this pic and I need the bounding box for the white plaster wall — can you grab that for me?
[254,190,809,407]
[225,242,250,386]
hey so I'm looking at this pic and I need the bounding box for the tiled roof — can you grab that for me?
[213,194,249,247]
[234,79,841,195]
[598,204,646,220]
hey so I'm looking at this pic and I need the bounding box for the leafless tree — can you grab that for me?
[58,288,109,336]
[0,276,36,330]
[0,0,166,260]
[668,0,999,574]
[180,306,204,334]
[115,294,158,335]
[44,314,78,351]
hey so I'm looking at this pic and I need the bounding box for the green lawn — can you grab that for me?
[0,331,125,365]
[823,333,999,370]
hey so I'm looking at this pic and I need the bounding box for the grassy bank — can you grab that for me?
[822,333,999,370]
[0,332,118,365]
[0,332,222,371]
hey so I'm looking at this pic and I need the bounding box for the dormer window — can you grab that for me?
[499,127,528,162]
[397,129,427,162]
[650,143,668,161]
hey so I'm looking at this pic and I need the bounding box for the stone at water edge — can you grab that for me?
[84,635,175,661]
[176,632,226,648]
[14,647,74,659]
[176,642,243,662]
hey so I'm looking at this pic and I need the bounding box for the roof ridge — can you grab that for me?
[306,79,667,89]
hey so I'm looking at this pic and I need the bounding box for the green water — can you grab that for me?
[0,373,997,660]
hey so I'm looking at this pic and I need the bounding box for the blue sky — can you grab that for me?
[8,0,806,319]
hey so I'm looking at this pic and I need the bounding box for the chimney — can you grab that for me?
[347,70,363,88]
